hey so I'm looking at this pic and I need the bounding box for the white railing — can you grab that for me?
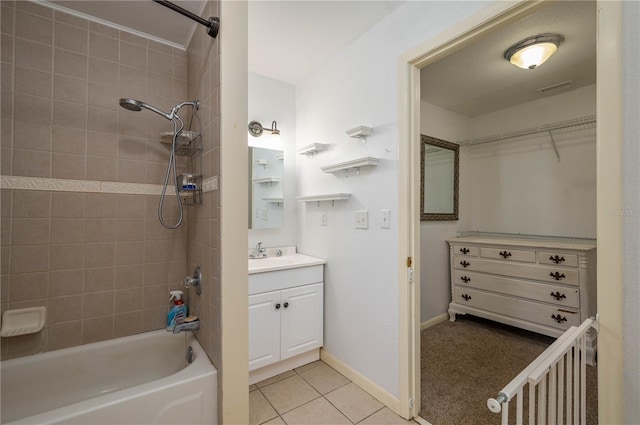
[487,317,597,425]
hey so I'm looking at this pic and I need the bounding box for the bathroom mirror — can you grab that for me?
[421,135,459,221]
[249,147,284,229]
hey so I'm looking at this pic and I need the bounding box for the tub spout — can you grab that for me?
[172,320,200,334]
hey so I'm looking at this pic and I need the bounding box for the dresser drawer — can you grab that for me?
[480,247,535,263]
[453,245,478,257]
[538,251,579,267]
[453,270,580,308]
[453,286,580,331]
[453,258,579,286]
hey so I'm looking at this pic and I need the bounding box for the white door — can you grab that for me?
[249,290,281,371]
[280,283,324,360]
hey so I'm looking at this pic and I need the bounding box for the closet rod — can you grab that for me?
[459,115,596,146]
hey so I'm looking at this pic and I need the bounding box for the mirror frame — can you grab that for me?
[420,134,459,221]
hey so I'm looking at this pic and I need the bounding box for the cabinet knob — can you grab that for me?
[461,276,471,283]
[275,303,281,310]
[549,272,566,281]
[461,294,472,301]
[551,313,567,323]
[549,255,565,264]
[283,302,289,308]
[460,247,470,255]
[460,261,470,268]
[550,291,567,301]
[499,250,512,259]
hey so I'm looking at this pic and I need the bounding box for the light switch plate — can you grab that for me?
[320,211,327,226]
[381,209,391,229]
[355,210,368,229]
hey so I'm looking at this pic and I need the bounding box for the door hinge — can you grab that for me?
[406,257,412,267]
[408,267,414,284]
[409,397,414,410]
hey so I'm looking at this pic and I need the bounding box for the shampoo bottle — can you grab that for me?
[167,290,187,331]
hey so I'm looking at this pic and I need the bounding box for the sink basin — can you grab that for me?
[248,253,326,274]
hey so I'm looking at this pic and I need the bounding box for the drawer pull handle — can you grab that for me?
[461,294,472,301]
[275,303,281,310]
[549,255,566,264]
[550,291,567,301]
[549,272,566,281]
[460,248,470,255]
[283,302,289,309]
[499,251,512,259]
[461,276,471,283]
[551,313,568,323]
[460,261,470,268]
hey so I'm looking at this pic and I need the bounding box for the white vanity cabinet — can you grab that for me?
[248,256,325,384]
[447,236,597,363]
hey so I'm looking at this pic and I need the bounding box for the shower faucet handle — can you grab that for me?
[184,266,202,295]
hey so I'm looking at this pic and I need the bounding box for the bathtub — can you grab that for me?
[1,330,217,425]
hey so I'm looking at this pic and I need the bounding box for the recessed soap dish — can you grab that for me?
[1,307,46,337]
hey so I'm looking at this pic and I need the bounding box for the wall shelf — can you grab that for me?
[263,197,284,204]
[252,177,280,184]
[296,193,351,206]
[297,143,328,156]
[321,157,379,176]
[345,126,372,142]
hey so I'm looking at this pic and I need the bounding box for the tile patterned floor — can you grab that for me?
[249,360,418,425]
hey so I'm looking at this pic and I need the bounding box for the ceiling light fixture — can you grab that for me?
[504,33,564,70]
[248,120,280,137]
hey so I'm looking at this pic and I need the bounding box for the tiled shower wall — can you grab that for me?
[0,1,193,359]
[185,0,221,370]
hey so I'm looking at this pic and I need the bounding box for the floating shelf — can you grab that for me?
[346,126,372,140]
[276,154,284,161]
[252,177,280,184]
[296,193,351,203]
[321,157,379,175]
[255,159,269,166]
[263,197,284,204]
[297,143,328,156]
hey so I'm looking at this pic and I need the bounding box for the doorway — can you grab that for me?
[396,1,624,423]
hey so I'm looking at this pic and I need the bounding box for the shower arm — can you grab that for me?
[152,0,219,38]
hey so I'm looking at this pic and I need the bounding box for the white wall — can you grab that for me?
[466,85,597,238]
[622,1,640,423]
[295,1,491,398]
[248,73,297,248]
[419,101,470,323]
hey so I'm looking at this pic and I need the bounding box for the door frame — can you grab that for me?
[396,1,624,422]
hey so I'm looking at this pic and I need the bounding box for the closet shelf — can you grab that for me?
[296,193,351,203]
[321,157,379,174]
[297,143,328,156]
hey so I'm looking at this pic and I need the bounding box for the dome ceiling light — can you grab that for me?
[504,33,564,70]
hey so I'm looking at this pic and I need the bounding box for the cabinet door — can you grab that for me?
[249,290,281,371]
[280,283,324,360]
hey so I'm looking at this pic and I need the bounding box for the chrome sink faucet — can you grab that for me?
[250,242,268,259]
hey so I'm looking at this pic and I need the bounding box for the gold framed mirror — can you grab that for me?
[420,134,459,221]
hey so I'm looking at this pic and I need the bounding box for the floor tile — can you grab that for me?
[358,407,416,425]
[249,384,258,392]
[299,362,350,394]
[260,374,321,414]
[326,382,384,423]
[249,390,278,425]
[282,397,352,425]
[294,360,323,373]
[261,417,286,425]
[255,369,296,388]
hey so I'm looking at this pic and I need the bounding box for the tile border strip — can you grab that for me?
[1,176,218,195]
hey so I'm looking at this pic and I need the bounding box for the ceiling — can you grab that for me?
[46,0,404,85]
[420,1,596,117]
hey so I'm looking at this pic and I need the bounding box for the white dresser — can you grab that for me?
[447,235,597,363]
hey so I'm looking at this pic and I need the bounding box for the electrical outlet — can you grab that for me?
[320,211,327,226]
[355,210,368,229]
[260,208,268,220]
[381,209,391,229]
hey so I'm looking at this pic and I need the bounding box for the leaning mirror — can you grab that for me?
[249,147,284,229]
[420,135,459,221]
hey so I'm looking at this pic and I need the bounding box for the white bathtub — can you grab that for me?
[1,330,217,425]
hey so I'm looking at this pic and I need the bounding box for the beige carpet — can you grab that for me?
[419,315,597,425]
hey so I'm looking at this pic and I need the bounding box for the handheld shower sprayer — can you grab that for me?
[118,98,200,229]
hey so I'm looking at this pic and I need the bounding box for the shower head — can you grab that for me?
[119,98,172,120]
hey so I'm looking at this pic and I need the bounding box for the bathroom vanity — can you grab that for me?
[248,251,326,384]
[447,235,597,364]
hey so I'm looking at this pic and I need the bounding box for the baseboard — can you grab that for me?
[320,348,400,414]
[420,313,449,330]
